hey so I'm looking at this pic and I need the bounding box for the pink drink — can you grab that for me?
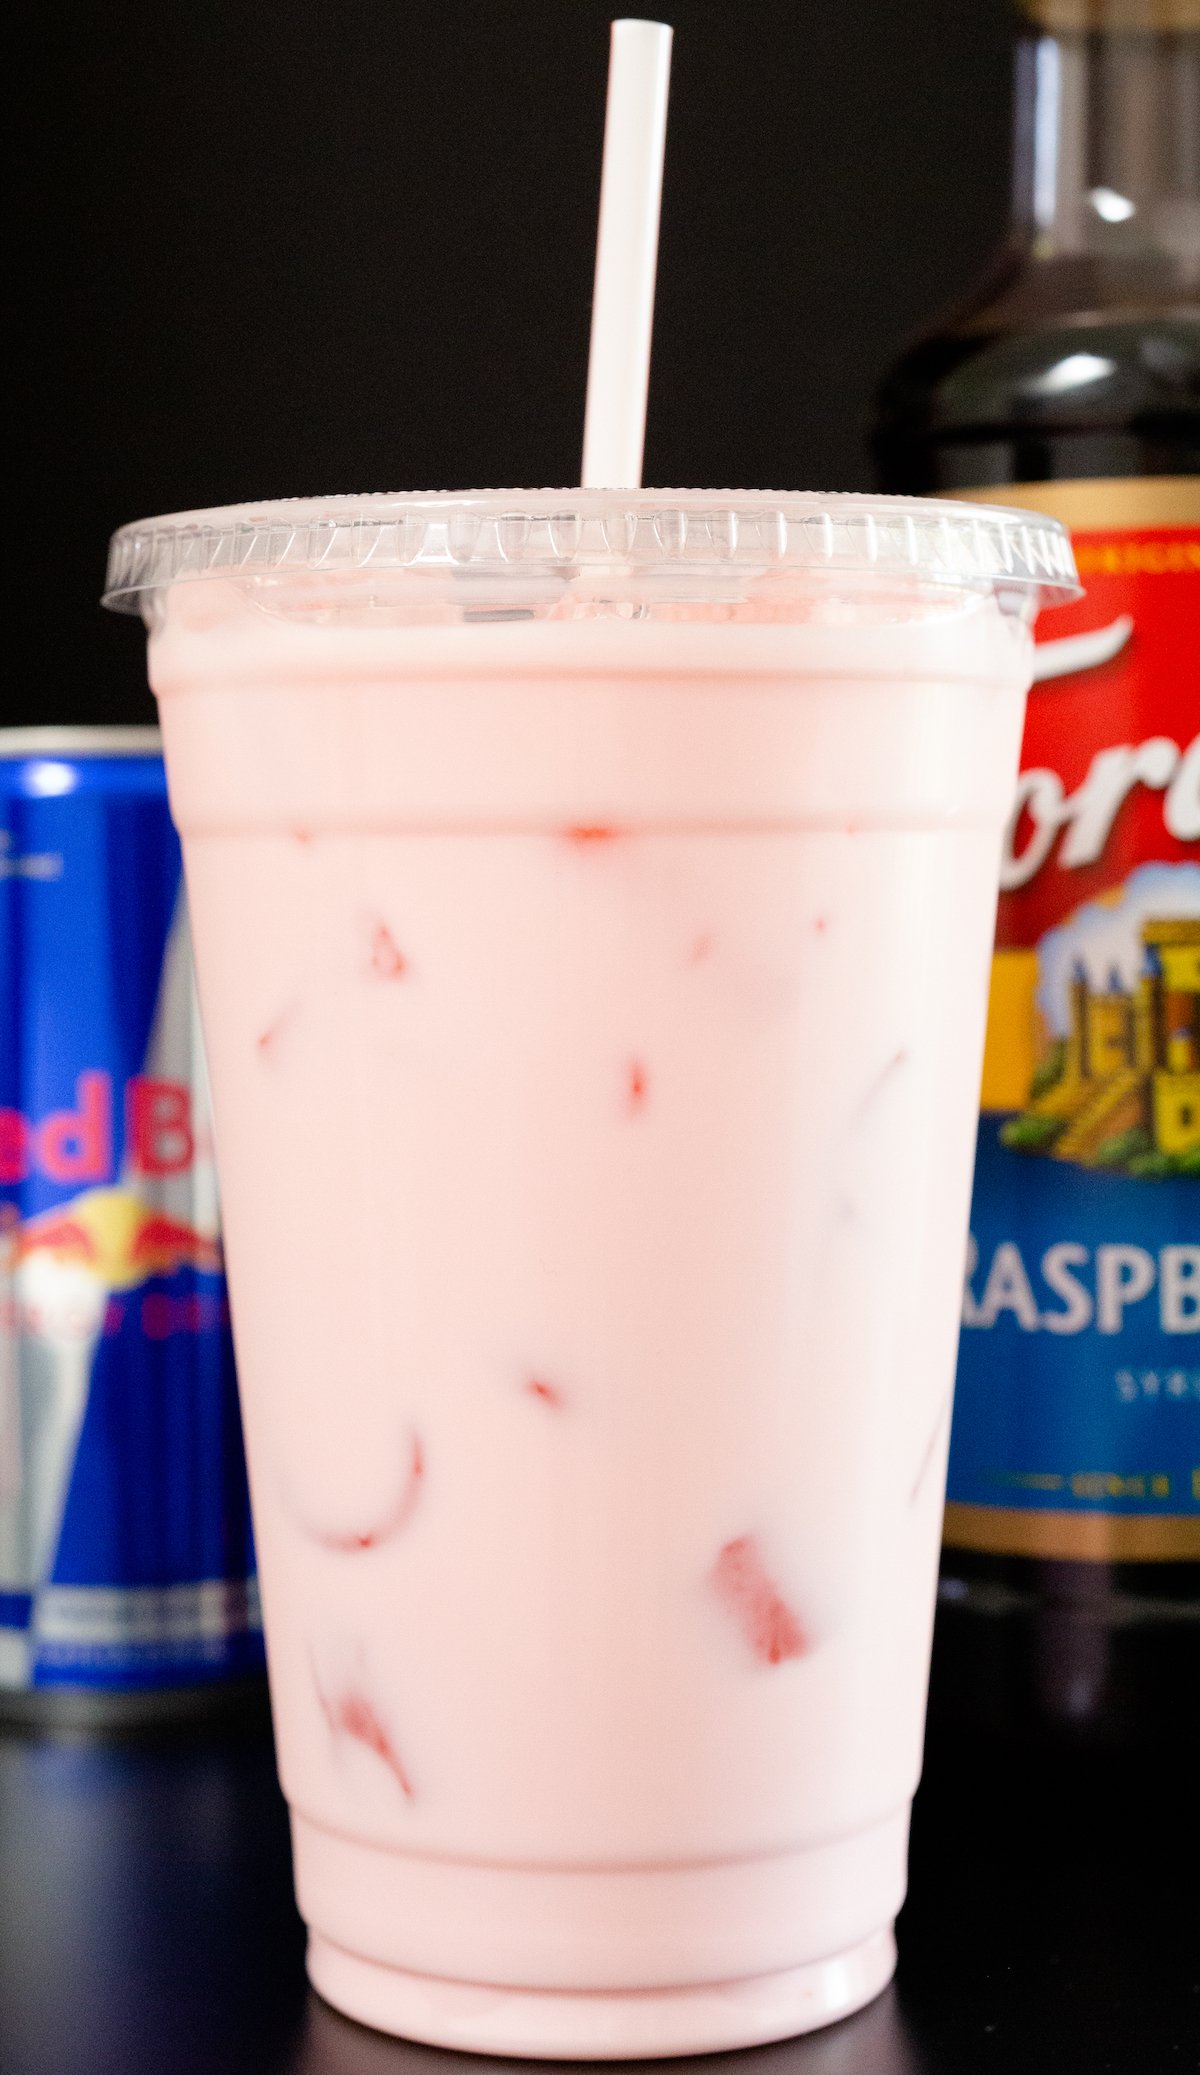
[105,493,1078,2058]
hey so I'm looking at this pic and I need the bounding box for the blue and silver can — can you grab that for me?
[0,728,264,1726]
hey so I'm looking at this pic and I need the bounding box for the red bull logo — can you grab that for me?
[12,1190,222,1286]
[12,1214,97,1266]
[0,1073,204,1185]
[3,1074,224,1341]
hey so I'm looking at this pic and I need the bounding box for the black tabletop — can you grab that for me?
[1,1707,1196,2075]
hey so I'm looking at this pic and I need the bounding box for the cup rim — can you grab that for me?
[102,488,1082,614]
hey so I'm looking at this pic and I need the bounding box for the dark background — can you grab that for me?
[13,0,1016,726]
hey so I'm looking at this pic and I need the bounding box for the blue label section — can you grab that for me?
[49,1271,250,1588]
[951,1117,1200,1516]
[32,1266,263,1689]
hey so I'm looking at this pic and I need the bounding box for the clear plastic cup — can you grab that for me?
[104,491,1078,2059]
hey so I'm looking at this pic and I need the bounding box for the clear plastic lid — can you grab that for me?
[103,490,1080,619]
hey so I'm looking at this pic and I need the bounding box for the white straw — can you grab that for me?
[581,19,673,490]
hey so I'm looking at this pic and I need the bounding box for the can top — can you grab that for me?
[0,726,162,758]
[102,490,1081,616]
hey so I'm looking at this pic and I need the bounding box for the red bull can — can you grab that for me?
[0,728,264,1726]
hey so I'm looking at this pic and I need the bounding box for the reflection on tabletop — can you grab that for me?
[295,1982,919,2075]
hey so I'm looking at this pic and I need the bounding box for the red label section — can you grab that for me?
[998,528,1199,950]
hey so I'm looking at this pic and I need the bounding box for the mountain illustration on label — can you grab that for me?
[999,863,1200,1178]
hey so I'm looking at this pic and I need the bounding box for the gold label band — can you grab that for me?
[950,476,1200,529]
[944,1502,1200,1561]
[1016,3,1200,34]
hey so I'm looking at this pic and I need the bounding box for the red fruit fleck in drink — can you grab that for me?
[319,1683,414,1799]
[369,922,408,980]
[626,1059,649,1112]
[526,1377,566,1409]
[564,825,618,845]
[306,1431,425,1552]
[712,1535,808,1665]
[256,1006,295,1061]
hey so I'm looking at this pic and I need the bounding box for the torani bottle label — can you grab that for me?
[947,478,1200,1563]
